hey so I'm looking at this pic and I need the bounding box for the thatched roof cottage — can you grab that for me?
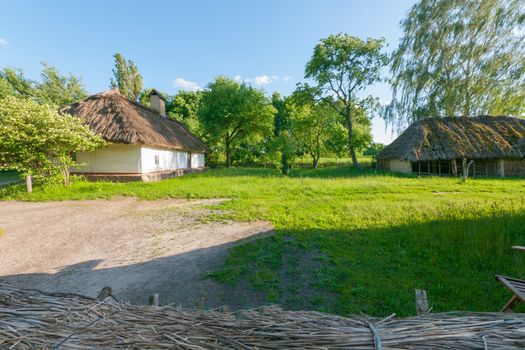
[61,89,207,181]
[377,116,525,177]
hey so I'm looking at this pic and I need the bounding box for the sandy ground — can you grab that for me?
[0,198,273,308]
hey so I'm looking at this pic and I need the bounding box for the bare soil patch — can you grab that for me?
[0,198,273,308]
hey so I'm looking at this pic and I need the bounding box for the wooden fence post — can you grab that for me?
[415,289,430,315]
[149,293,159,307]
[26,175,32,193]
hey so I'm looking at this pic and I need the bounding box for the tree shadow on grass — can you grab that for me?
[212,212,525,317]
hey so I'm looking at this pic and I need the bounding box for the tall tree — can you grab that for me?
[0,64,87,107]
[0,68,36,99]
[305,34,388,168]
[198,77,275,167]
[388,0,525,127]
[271,92,295,174]
[38,63,88,106]
[110,53,143,101]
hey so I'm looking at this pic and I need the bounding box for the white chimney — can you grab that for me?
[149,89,166,118]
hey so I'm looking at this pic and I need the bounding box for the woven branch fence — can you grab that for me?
[1,283,525,349]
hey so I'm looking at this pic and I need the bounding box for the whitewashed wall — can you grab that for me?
[75,144,205,174]
[75,144,142,173]
[140,146,189,173]
[191,153,205,168]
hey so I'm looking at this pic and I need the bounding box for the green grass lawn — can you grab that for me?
[2,166,525,316]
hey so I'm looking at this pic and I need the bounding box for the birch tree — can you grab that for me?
[387,0,525,127]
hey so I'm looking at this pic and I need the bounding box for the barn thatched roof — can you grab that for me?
[61,89,207,152]
[377,116,525,162]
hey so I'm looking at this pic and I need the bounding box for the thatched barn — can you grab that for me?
[377,116,525,177]
[61,89,207,181]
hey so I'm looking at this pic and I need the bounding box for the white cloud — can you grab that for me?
[235,74,292,86]
[173,78,202,91]
[0,38,8,46]
[253,75,277,86]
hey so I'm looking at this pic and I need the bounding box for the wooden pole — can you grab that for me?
[25,175,32,193]
[96,286,113,301]
[451,159,457,177]
[498,159,505,178]
[415,289,430,315]
[149,293,159,307]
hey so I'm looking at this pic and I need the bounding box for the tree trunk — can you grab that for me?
[63,167,70,186]
[26,175,32,193]
[451,158,457,177]
[345,109,361,169]
[313,155,319,169]
[461,158,474,182]
[349,146,359,168]
[225,136,231,168]
[281,153,289,175]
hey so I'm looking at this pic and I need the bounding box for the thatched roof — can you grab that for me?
[377,116,525,161]
[61,89,207,152]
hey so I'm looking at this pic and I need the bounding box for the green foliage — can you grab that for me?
[198,77,276,167]
[110,53,143,102]
[363,142,385,156]
[37,63,88,107]
[3,167,525,316]
[0,68,35,99]
[0,96,104,184]
[167,90,204,137]
[271,93,296,174]
[0,64,87,107]
[138,87,153,107]
[288,94,341,169]
[305,33,388,167]
[388,0,525,126]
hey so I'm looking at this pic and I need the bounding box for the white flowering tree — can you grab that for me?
[0,96,104,191]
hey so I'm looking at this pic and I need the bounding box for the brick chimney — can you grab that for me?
[149,89,166,118]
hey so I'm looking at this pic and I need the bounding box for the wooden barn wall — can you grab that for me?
[380,158,525,177]
[411,159,500,177]
[377,159,389,171]
[504,159,525,177]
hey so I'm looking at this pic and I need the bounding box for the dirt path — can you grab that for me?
[0,199,273,308]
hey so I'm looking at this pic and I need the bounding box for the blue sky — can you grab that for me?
[0,0,417,144]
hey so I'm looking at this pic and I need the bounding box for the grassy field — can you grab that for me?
[2,166,525,316]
